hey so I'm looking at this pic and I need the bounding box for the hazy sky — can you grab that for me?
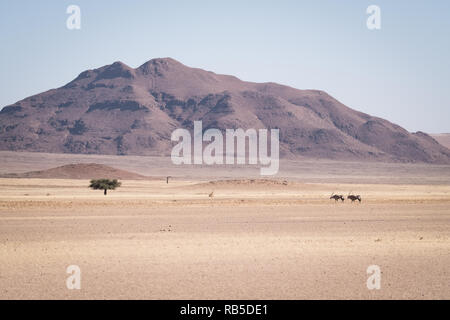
[0,0,449,133]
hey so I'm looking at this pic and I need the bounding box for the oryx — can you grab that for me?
[330,193,345,202]
[347,194,361,203]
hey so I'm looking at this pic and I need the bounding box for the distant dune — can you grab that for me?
[1,163,149,180]
[199,179,289,187]
[431,133,450,149]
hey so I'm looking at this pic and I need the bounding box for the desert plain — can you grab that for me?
[0,151,449,299]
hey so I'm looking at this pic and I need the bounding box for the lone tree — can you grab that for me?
[89,179,121,195]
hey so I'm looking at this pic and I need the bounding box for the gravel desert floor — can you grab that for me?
[0,176,449,299]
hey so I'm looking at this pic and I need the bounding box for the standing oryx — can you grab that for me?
[330,193,345,202]
[347,193,361,203]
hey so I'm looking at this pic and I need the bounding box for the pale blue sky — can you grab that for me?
[0,0,449,132]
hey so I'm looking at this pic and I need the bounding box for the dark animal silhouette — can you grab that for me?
[347,194,361,203]
[330,194,345,202]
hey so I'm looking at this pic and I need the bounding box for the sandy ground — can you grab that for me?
[0,178,449,299]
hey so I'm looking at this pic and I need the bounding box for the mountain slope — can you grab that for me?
[1,57,449,163]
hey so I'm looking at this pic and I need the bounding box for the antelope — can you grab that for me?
[330,194,345,202]
[347,194,361,203]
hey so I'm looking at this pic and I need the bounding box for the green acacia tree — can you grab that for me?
[89,179,121,195]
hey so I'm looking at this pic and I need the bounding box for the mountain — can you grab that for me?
[1,57,449,163]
